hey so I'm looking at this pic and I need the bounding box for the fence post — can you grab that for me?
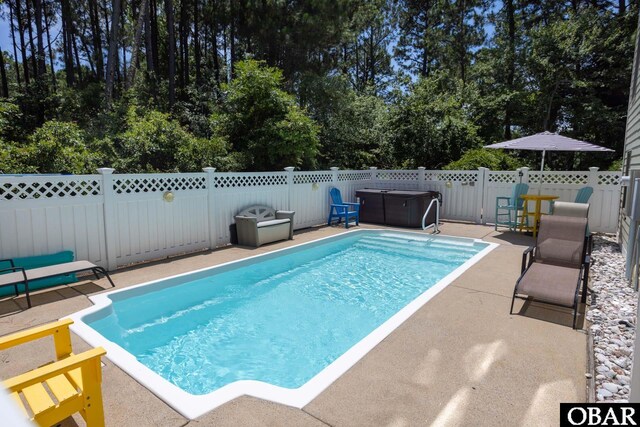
[330,167,339,188]
[418,167,426,191]
[519,167,530,184]
[98,167,117,271]
[588,167,599,188]
[369,166,378,187]
[284,166,295,210]
[203,167,217,249]
[475,167,489,224]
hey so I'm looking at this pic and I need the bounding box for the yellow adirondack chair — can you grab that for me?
[0,319,106,427]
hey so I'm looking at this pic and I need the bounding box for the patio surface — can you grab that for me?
[0,222,587,426]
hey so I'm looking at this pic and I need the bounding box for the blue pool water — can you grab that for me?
[88,231,488,395]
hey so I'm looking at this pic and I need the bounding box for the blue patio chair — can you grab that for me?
[328,187,360,228]
[575,186,593,203]
[550,186,593,214]
[495,183,529,231]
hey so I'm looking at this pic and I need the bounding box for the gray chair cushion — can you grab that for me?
[517,263,581,306]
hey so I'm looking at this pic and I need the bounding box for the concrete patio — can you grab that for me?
[0,222,588,427]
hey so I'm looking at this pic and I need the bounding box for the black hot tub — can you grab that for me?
[355,189,441,228]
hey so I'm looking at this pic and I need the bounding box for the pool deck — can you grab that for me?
[0,222,587,426]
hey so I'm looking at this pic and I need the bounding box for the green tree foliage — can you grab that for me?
[300,74,393,169]
[213,60,319,171]
[0,0,635,174]
[443,148,525,170]
[0,121,95,174]
[388,72,482,168]
[110,107,226,172]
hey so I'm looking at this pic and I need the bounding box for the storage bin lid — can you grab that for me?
[385,190,439,197]
[355,188,394,194]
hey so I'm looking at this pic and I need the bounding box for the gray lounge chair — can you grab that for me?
[0,260,115,308]
[509,215,590,329]
[552,201,592,255]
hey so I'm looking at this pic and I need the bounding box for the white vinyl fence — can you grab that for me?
[0,166,621,270]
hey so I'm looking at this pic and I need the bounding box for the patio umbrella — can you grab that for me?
[484,131,614,191]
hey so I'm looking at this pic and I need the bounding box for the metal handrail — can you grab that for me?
[422,198,440,234]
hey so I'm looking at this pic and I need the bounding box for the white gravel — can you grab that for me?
[587,235,637,402]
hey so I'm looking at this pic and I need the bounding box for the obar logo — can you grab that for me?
[561,404,640,426]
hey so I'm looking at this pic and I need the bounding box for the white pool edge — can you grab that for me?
[68,229,498,420]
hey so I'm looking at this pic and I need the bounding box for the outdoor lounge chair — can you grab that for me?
[0,260,115,308]
[495,183,529,231]
[0,319,107,427]
[509,215,590,329]
[328,187,359,228]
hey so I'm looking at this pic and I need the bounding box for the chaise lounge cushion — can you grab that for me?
[0,251,77,297]
[516,263,581,306]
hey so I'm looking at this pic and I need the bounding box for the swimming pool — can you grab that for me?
[70,229,496,419]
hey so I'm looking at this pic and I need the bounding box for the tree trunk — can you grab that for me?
[458,0,466,85]
[81,37,96,75]
[8,1,22,88]
[504,0,515,140]
[212,15,220,88]
[178,14,184,88]
[127,0,148,88]
[15,0,31,85]
[44,0,57,88]
[165,0,176,106]
[24,0,38,78]
[179,0,189,88]
[229,1,236,79]
[73,32,83,83]
[144,1,154,73]
[0,48,9,97]
[61,0,75,86]
[194,0,201,84]
[619,0,626,16]
[150,0,159,73]
[105,0,122,104]
[34,0,46,77]
[121,2,126,85]
[89,0,104,80]
[102,0,110,41]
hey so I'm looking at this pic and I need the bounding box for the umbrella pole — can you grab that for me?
[538,149,546,195]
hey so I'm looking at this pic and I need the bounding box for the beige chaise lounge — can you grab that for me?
[510,215,590,329]
[234,206,295,247]
[0,260,115,308]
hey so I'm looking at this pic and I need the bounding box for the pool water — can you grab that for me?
[88,231,488,395]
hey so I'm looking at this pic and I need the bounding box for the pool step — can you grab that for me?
[357,236,481,256]
[353,241,473,264]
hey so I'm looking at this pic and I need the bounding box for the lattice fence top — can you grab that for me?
[214,173,288,188]
[425,171,479,182]
[293,172,333,184]
[376,170,419,180]
[0,176,102,200]
[338,171,372,181]
[528,172,589,185]
[113,174,206,193]
[487,172,518,184]
[598,173,621,186]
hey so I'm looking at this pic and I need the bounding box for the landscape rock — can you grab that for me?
[586,235,637,404]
